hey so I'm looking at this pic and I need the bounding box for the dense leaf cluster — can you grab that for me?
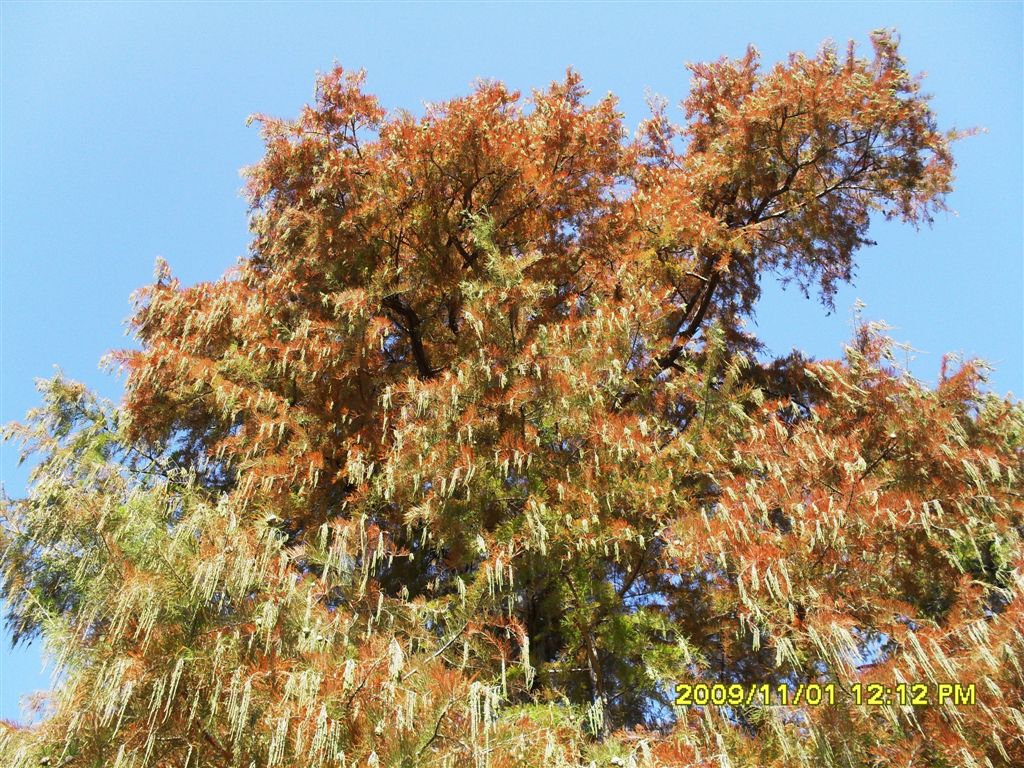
[3,32,1021,768]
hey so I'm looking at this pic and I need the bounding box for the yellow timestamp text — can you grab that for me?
[674,682,976,708]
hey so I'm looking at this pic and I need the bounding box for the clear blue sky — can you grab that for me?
[2,1,1021,723]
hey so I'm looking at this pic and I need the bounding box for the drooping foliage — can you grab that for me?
[3,32,1022,768]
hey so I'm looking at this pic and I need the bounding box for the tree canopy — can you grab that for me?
[3,31,1022,768]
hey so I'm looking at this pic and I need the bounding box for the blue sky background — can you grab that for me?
[2,1,1021,723]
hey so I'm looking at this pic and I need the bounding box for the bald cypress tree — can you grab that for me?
[3,32,1022,768]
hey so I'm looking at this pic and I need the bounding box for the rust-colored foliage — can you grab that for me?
[3,32,1021,768]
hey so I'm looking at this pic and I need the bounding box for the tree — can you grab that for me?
[2,31,1022,767]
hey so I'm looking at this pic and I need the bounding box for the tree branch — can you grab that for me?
[382,295,438,379]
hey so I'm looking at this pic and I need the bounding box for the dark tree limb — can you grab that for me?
[382,295,439,379]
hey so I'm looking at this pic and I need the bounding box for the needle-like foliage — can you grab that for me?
[3,32,1021,768]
